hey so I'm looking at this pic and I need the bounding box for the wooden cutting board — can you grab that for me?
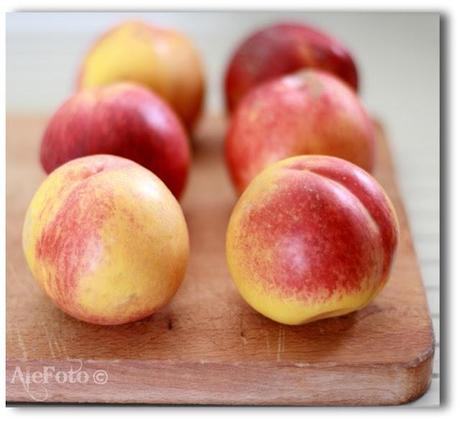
[6,115,434,405]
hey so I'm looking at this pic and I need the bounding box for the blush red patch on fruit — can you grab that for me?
[225,81,307,191]
[35,178,115,310]
[40,97,95,174]
[236,170,382,301]
[303,157,399,284]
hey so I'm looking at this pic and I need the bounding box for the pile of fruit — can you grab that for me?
[23,20,399,326]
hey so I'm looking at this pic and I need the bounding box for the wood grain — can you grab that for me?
[6,115,434,405]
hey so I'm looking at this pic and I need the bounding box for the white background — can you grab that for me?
[3,5,446,416]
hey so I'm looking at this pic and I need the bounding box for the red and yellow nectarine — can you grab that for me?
[41,83,190,199]
[77,20,205,130]
[226,155,399,325]
[225,22,359,112]
[23,155,189,325]
[225,70,375,194]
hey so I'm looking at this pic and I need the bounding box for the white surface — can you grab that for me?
[6,12,440,406]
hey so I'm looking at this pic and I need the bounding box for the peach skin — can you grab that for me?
[225,70,375,194]
[23,155,189,325]
[226,155,399,325]
[77,20,205,130]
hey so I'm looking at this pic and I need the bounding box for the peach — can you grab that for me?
[77,20,205,130]
[226,155,399,325]
[225,22,359,112]
[40,83,190,199]
[225,70,375,194]
[22,155,189,325]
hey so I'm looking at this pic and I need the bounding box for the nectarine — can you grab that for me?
[23,155,189,325]
[226,155,399,325]
[77,20,205,130]
[41,83,190,199]
[225,22,359,112]
[225,70,375,194]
